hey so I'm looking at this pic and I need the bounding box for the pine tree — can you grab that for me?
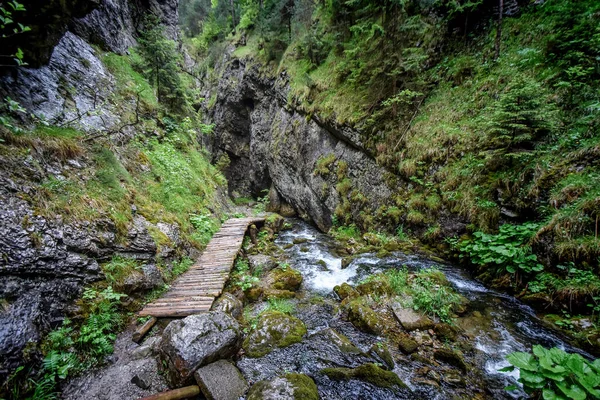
[485,77,557,151]
[136,15,189,112]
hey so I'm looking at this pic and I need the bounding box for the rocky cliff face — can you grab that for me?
[0,0,179,376]
[0,0,178,132]
[208,52,393,231]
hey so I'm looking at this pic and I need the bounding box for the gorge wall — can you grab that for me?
[207,52,396,232]
[0,0,185,376]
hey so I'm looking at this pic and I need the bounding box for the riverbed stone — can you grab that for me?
[243,311,307,358]
[369,343,394,370]
[333,283,359,301]
[433,348,468,372]
[391,304,434,332]
[433,323,459,341]
[322,363,407,390]
[194,360,248,400]
[211,292,244,319]
[247,373,319,400]
[356,279,393,297]
[346,299,383,334]
[159,312,241,386]
[268,267,303,291]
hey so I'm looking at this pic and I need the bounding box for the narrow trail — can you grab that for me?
[139,217,264,317]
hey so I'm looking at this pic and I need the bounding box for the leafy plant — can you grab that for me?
[265,298,295,314]
[457,222,543,276]
[190,213,218,245]
[501,345,600,399]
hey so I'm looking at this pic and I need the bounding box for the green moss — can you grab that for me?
[322,363,407,389]
[285,373,319,400]
[314,153,336,176]
[243,311,307,357]
[346,298,382,334]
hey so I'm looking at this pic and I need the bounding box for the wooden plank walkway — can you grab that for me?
[139,217,264,318]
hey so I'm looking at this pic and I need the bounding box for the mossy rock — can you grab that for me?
[322,363,407,390]
[264,288,296,300]
[245,286,264,303]
[333,283,359,301]
[247,373,319,400]
[293,238,310,244]
[433,323,459,342]
[270,267,303,291]
[243,311,307,358]
[316,328,362,354]
[356,279,393,297]
[341,256,356,269]
[346,299,383,334]
[369,343,394,370]
[433,348,468,372]
[388,331,419,354]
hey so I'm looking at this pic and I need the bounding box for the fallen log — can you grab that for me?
[132,317,157,344]
[138,385,200,400]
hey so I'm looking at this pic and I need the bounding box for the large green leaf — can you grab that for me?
[543,388,568,400]
[521,369,546,384]
[555,382,587,400]
[508,352,539,371]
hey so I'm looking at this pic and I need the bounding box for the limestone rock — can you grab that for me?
[159,312,241,386]
[333,283,358,301]
[194,360,248,400]
[391,304,434,332]
[267,267,303,291]
[211,293,244,319]
[346,300,382,335]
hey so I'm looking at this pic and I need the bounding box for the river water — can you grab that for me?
[237,220,592,399]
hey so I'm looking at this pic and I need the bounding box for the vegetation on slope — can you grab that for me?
[179,0,600,341]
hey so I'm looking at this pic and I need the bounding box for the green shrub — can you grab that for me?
[501,345,600,399]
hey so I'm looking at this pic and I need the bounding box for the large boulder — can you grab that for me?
[159,312,241,386]
[243,311,307,358]
[321,363,408,390]
[247,373,319,400]
[194,360,248,400]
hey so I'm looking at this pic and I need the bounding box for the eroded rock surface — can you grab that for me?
[159,312,242,386]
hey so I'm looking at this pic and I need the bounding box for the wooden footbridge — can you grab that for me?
[139,217,264,318]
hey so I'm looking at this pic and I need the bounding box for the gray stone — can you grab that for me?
[211,293,243,319]
[194,360,248,400]
[247,374,319,400]
[391,304,434,332]
[159,312,242,386]
[131,372,152,390]
[248,254,277,272]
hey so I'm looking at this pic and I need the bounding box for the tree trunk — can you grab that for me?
[494,0,503,61]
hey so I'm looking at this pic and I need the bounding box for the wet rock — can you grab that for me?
[341,256,355,269]
[263,288,296,300]
[117,263,164,295]
[356,279,393,297]
[268,267,303,291]
[293,238,310,245]
[322,363,408,390]
[443,369,466,387]
[248,255,277,272]
[334,283,359,301]
[346,300,383,334]
[211,293,244,319]
[433,323,458,341]
[131,371,152,390]
[243,311,307,358]
[433,348,468,372]
[247,373,319,400]
[159,312,241,386]
[317,328,362,355]
[369,343,394,370]
[394,333,419,354]
[130,337,160,361]
[194,360,248,400]
[391,304,434,332]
